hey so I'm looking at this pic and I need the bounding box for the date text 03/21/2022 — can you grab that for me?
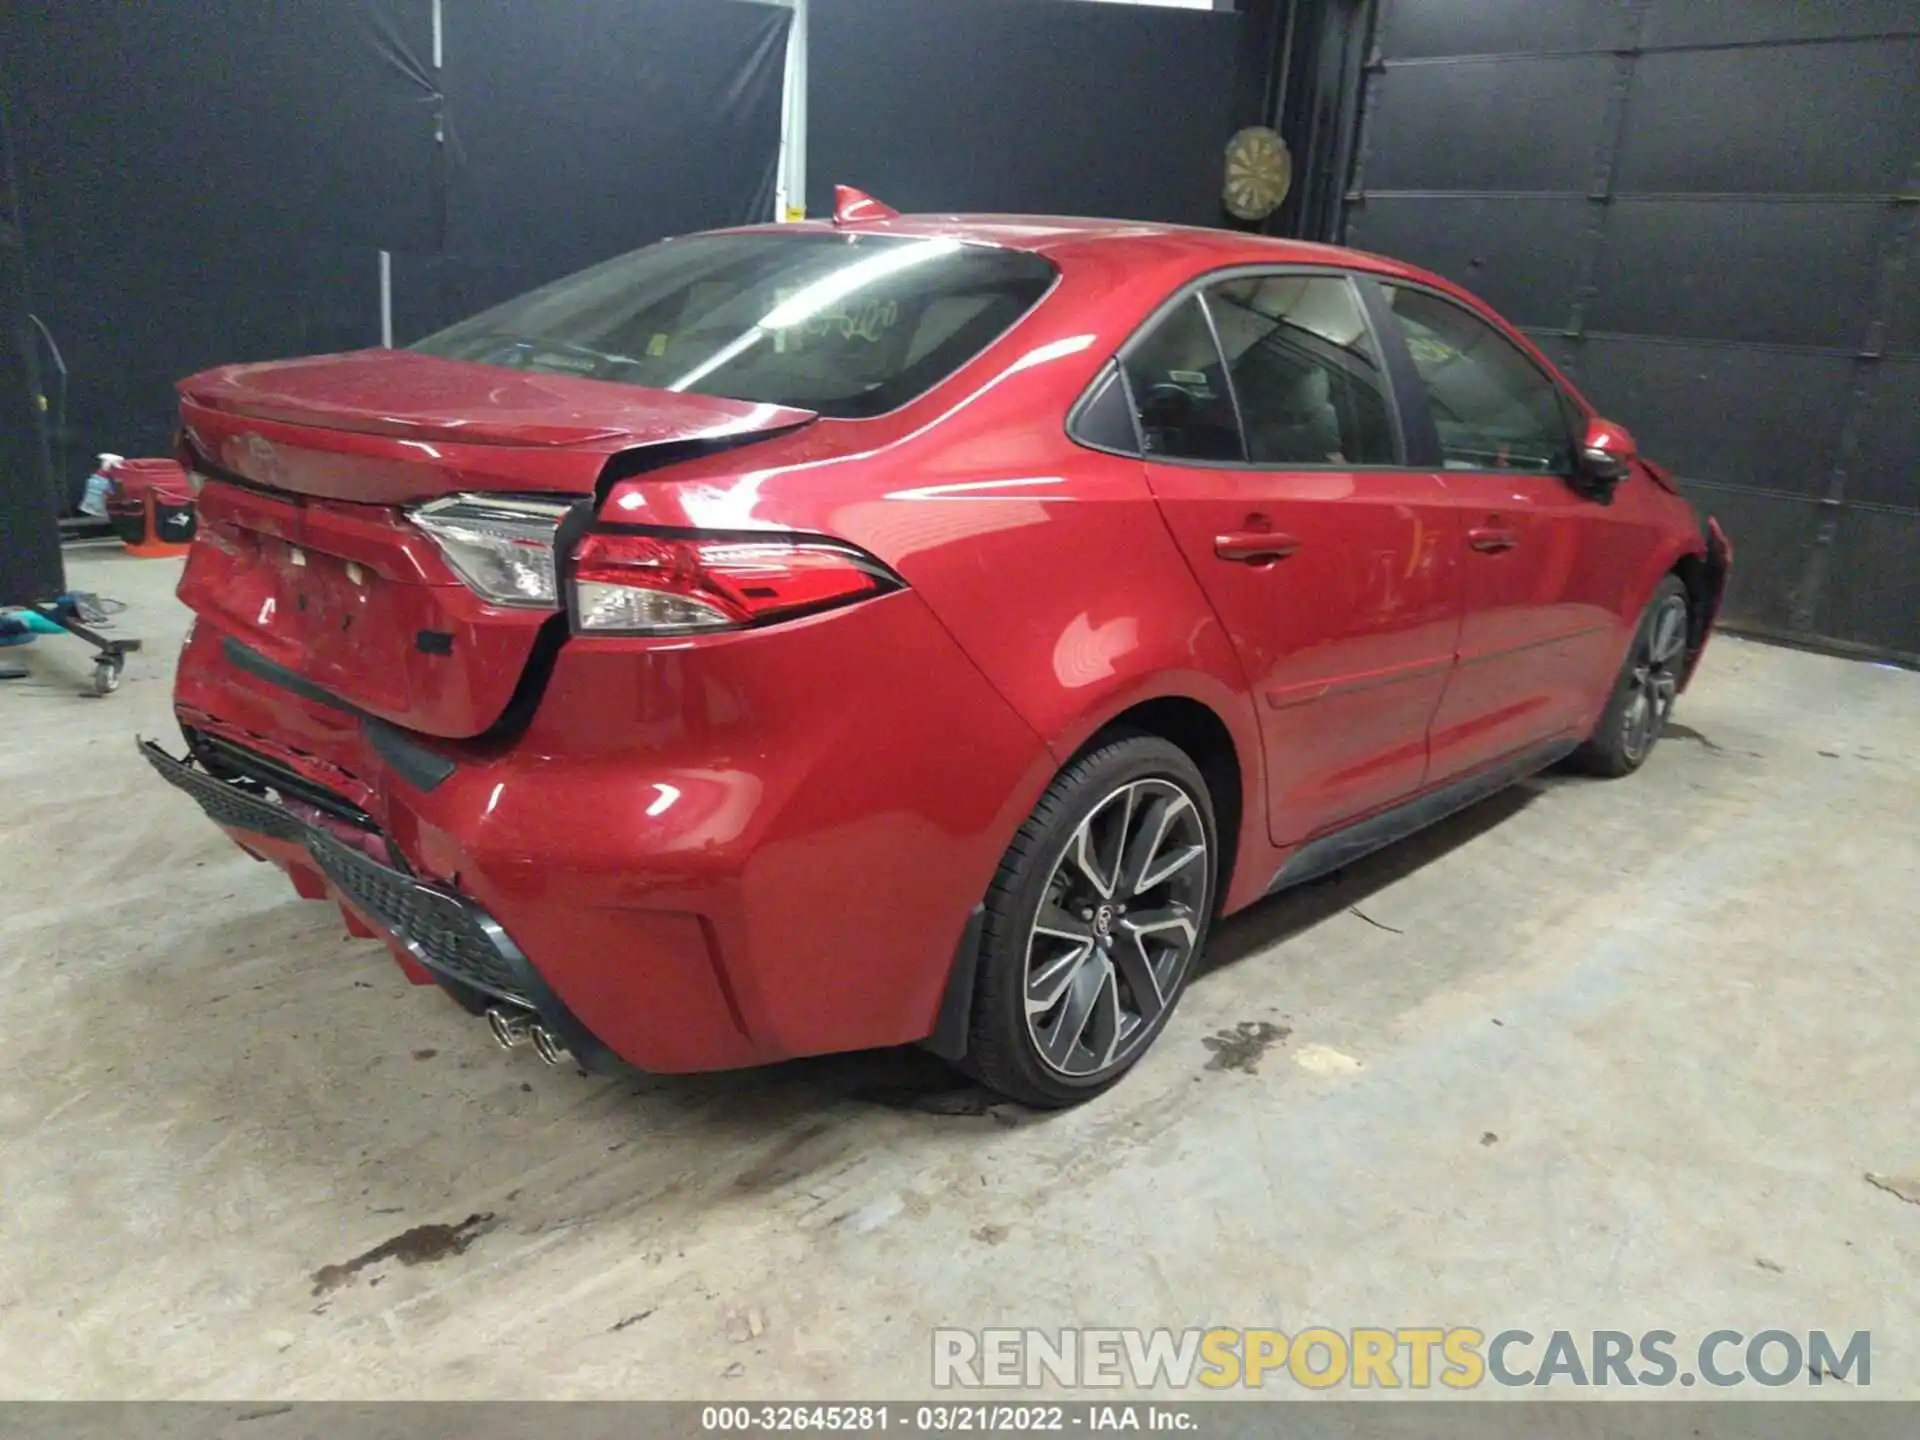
[700,1404,1190,1431]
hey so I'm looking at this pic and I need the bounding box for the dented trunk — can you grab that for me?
[176,350,813,739]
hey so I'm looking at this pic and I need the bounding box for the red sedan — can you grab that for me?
[146,190,1730,1106]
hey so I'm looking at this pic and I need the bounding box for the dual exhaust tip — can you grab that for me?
[486,1005,567,1066]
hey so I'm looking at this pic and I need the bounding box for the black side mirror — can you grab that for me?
[1573,417,1637,501]
[1580,446,1632,484]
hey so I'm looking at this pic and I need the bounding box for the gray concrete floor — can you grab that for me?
[2,548,1915,1399]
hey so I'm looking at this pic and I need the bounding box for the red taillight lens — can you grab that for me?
[570,531,900,635]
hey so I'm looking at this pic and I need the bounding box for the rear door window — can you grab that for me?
[1203,275,1399,465]
[1119,295,1245,462]
[412,233,1056,419]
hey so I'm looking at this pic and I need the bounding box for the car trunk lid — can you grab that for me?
[176,350,813,738]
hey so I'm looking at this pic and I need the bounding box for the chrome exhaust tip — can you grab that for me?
[487,1006,534,1050]
[529,1024,567,1067]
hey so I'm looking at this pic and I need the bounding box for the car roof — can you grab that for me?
[721,213,1442,286]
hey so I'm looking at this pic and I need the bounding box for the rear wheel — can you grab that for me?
[965,734,1217,1108]
[1572,576,1689,777]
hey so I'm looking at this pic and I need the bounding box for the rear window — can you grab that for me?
[412,232,1057,419]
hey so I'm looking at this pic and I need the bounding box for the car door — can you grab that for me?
[1118,271,1464,846]
[1368,280,1625,784]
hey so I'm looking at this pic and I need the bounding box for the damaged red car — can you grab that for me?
[146,191,1730,1106]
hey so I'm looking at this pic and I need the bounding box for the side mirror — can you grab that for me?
[1578,417,1637,487]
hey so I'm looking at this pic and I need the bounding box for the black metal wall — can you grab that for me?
[0,94,61,604]
[0,0,788,513]
[1346,0,1920,664]
[395,0,788,340]
[808,0,1241,226]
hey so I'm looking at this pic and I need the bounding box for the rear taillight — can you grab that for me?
[570,530,901,635]
[410,493,898,634]
[411,495,578,608]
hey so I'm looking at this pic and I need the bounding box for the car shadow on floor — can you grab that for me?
[1199,780,1544,976]
[573,772,1558,1115]
[65,769,1567,1249]
[808,773,1558,1121]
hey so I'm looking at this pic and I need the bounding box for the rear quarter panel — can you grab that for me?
[599,251,1277,912]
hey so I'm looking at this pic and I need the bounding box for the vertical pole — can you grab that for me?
[1272,0,1300,130]
[388,0,445,345]
[773,0,809,220]
[378,250,394,348]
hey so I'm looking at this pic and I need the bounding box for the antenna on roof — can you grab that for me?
[832,186,899,227]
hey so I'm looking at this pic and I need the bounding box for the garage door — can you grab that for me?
[1344,0,1920,664]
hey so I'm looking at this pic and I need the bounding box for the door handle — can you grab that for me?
[1467,526,1519,553]
[1214,531,1300,564]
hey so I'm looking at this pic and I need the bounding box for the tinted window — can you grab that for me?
[412,233,1056,419]
[1071,363,1141,454]
[1121,296,1244,461]
[1205,276,1397,465]
[1385,286,1573,472]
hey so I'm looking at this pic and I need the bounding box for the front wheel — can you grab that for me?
[1572,576,1689,777]
[964,734,1217,1108]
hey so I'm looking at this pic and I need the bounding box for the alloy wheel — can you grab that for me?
[1022,778,1210,1079]
[1621,594,1688,764]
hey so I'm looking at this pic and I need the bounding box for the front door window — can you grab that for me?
[1384,284,1573,473]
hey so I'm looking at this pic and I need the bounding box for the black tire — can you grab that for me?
[1570,576,1690,778]
[964,732,1218,1108]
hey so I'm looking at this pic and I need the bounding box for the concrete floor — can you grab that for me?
[2,548,1915,1400]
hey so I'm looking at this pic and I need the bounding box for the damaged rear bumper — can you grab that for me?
[139,738,625,1073]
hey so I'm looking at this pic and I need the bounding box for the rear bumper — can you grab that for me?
[160,589,1054,1074]
[141,740,626,1072]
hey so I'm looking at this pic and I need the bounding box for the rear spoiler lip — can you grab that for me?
[178,389,818,451]
[178,405,813,507]
[177,352,818,450]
